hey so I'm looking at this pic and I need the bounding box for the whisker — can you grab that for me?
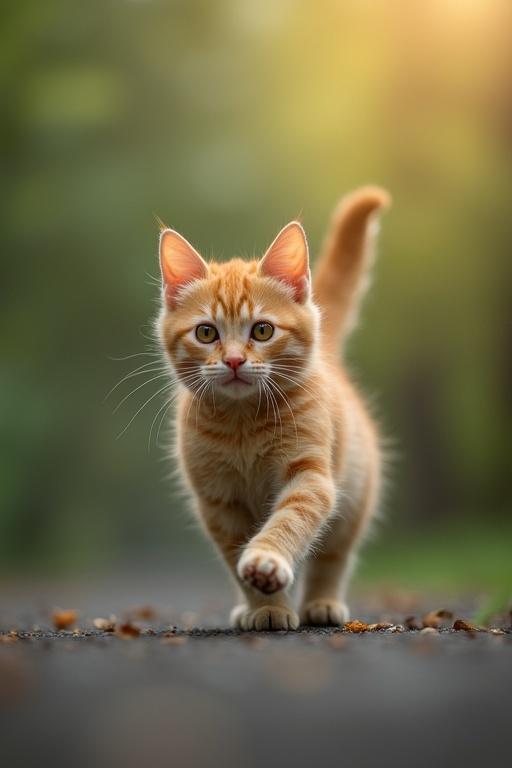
[147,374,204,451]
[269,369,330,414]
[104,362,171,402]
[108,351,160,362]
[113,367,201,414]
[155,398,174,447]
[262,379,280,442]
[117,381,174,439]
[255,380,263,420]
[185,378,208,424]
[267,376,299,448]
[113,372,171,413]
[195,379,212,428]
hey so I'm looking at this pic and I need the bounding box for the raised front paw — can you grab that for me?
[237,548,293,594]
[230,603,299,631]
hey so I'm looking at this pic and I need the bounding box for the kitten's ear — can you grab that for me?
[259,221,310,302]
[159,229,208,309]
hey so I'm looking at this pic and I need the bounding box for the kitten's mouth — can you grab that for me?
[223,372,252,386]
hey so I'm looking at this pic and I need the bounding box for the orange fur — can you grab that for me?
[157,187,390,630]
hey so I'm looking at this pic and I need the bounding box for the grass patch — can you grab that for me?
[356,521,512,592]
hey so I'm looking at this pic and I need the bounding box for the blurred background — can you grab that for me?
[1,0,511,593]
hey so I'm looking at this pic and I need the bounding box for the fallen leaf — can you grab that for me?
[387,624,405,633]
[368,622,395,631]
[116,622,141,639]
[453,619,479,632]
[344,619,369,633]
[489,628,505,636]
[422,609,453,629]
[52,609,78,630]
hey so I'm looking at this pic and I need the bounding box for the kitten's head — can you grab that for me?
[157,222,319,401]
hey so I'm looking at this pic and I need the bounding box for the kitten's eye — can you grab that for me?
[196,324,219,343]
[251,322,274,342]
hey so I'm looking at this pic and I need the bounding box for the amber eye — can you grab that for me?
[195,324,219,343]
[251,322,274,342]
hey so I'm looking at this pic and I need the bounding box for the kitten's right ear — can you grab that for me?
[159,229,208,309]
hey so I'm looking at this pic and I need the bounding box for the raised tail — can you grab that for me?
[313,185,391,358]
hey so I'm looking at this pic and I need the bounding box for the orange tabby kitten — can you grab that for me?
[157,187,390,630]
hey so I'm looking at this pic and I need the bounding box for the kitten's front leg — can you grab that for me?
[197,499,299,631]
[237,461,336,596]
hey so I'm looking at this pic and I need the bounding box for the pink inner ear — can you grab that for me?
[259,222,310,302]
[159,229,208,308]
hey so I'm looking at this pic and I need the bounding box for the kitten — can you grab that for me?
[157,187,390,630]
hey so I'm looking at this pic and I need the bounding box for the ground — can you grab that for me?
[0,569,510,768]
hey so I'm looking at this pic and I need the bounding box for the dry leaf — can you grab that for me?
[422,609,453,629]
[387,624,405,633]
[116,622,141,639]
[368,622,395,632]
[93,616,116,632]
[52,609,78,630]
[489,628,505,636]
[453,619,479,632]
[344,619,369,633]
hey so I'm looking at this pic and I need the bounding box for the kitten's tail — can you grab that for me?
[313,185,391,357]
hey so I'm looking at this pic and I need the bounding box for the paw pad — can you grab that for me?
[237,549,293,594]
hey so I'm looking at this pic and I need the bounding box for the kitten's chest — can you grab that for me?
[182,426,282,514]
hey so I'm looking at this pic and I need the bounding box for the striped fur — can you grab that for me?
[157,187,390,630]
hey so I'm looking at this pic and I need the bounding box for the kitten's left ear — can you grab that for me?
[159,229,208,309]
[259,221,310,303]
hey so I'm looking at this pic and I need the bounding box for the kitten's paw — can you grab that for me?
[300,599,349,627]
[237,548,293,594]
[232,604,299,631]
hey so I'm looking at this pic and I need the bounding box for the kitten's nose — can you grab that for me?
[223,354,246,370]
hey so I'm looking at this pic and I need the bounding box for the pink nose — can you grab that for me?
[223,355,246,370]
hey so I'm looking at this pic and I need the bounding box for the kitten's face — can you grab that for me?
[158,223,319,401]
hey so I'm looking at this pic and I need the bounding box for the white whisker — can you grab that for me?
[267,376,299,448]
[104,362,171,402]
[117,381,174,439]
